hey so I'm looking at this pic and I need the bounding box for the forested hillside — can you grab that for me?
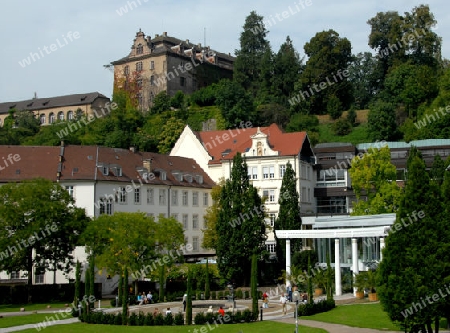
[2,4,448,151]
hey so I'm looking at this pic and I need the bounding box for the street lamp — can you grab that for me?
[292,290,300,333]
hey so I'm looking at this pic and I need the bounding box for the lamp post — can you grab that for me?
[292,290,300,333]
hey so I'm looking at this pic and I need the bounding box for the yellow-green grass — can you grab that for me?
[303,303,401,331]
[0,302,71,313]
[17,321,328,333]
[318,122,370,145]
[0,313,68,328]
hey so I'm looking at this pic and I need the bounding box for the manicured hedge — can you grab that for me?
[297,299,336,316]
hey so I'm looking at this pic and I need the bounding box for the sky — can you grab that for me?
[1,0,448,102]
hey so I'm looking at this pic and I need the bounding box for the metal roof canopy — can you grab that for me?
[276,213,396,239]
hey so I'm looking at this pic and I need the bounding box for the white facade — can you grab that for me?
[171,125,315,255]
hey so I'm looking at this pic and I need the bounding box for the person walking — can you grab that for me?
[280,293,287,315]
[182,293,187,312]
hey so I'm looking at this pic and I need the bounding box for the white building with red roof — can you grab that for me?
[171,123,316,254]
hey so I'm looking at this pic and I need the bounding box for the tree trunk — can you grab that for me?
[435,316,440,333]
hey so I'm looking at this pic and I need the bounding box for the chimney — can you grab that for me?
[143,159,152,172]
[198,43,202,48]
[186,39,189,44]
[163,32,167,37]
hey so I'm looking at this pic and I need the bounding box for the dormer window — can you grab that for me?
[184,174,193,183]
[102,166,109,175]
[195,175,203,184]
[112,167,122,177]
[136,44,143,55]
[160,171,166,181]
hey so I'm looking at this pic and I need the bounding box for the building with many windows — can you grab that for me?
[110,30,235,110]
[0,92,110,127]
[170,123,316,256]
[0,144,214,291]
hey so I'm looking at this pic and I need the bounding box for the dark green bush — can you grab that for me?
[194,312,207,325]
[235,289,243,299]
[297,299,335,316]
[153,312,164,325]
[144,312,154,326]
[164,313,174,326]
[174,312,184,325]
[128,312,138,326]
[211,291,216,300]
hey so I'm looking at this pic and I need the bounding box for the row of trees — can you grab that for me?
[347,144,450,332]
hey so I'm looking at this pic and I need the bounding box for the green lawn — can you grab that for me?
[0,302,70,312]
[0,313,69,328]
[318,122,370,145]
[303,303,401,331]
[16,321,327,333]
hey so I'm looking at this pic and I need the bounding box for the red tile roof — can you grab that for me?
[195,123,308,164]
[0,145,214,188]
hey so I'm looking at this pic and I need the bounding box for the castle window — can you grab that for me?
[136,44,143,55]
[124,65,129,76]
[136,61,143,71]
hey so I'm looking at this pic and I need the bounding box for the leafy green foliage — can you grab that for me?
[349,146,402,215]
[332,118,352,135]
[157,117,185,154]
[0,178,89,289]
[367,100,399,141]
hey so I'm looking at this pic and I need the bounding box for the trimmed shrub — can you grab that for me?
[218,291,224,299]
[194,312,207,325]
[174,312,184,325]
[164,313,174,326]
[144,312,154,326]
[244,290,250,299]
[211,291,217,300]
[128,312,138,326]
[205,312,215,324]
[297,299,335,316]
[235,289,243,299]
[154,312,164,325]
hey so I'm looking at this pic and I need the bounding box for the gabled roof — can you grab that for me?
[195,123,308,164]
[0,145,214,188]
[0,92,109,114]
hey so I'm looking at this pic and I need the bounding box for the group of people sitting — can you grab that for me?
[137,291,153,305]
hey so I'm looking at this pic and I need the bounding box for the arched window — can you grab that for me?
[67,110,73,121]
[58,111,64,121]
[136,44,143,55]
[49,113,55,124]
[40,114,46,124]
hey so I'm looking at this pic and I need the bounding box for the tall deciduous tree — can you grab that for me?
[349,145,402,215]
[378,148,450,332]
[215,153,266,286]
[274,162,301,271]
[202,180,224,250]
[295,29,353,115]
[250,253,258,315]
[186,267,193,325]
[0,178,89,300]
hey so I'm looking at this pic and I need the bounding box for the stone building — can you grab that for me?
[110,30,235,110]
[0,92,110,127]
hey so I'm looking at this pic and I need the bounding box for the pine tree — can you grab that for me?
[122,268,128,325]
[89,255,95,310]
[159,264,165,302]
[378,149,449,330]
[74,261,81,309]
[234,11,271,98]
[275,162,301,270]
[84,268,90,314]
[205,260,210,300]
[250,253,259,316]
[216,153,266,286]
[186,268,193,325]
